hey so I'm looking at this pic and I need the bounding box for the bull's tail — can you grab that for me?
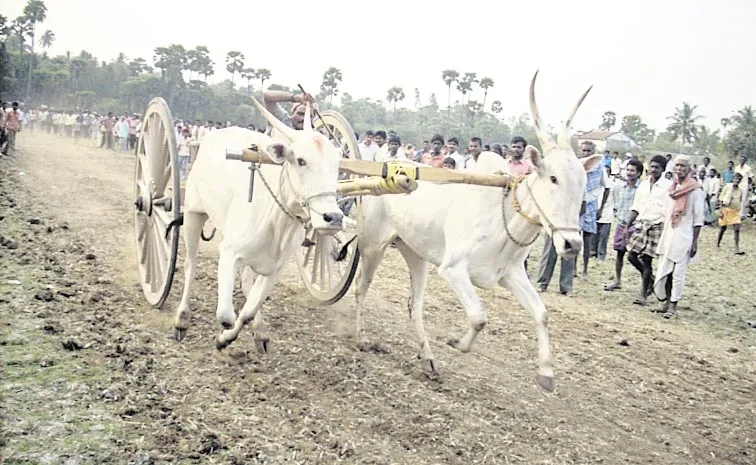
[201,227,217,242]
[336,234,357,262]
[164,216,183,240]
[164,215,215,242]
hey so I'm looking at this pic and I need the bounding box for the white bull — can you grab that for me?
[173,98,344,350]
[353,71,602,391]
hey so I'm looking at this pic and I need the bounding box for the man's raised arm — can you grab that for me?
[262,90,314,114]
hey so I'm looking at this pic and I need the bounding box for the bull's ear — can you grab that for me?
[264,143,290,164]
[526,145,543,170]
[581,154,603,172]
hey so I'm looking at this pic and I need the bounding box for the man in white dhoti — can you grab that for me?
[652,155,704,319]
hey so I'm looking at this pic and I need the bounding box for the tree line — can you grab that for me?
[1,0,755,160]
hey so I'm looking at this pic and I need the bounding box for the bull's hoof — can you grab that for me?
[255,338,270,354]
[173,327,187,342]
[537,374,556,392]
[357,341,390,354]
[422,359,439,379]
[220,320,233,330]
[215,336,230,351]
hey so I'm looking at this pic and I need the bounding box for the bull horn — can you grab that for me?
[528,70,557,153]
[558,84,593,150]
[250,94,295,141]
[303,102,312,133]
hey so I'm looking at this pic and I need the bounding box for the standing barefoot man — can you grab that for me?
[652,155,704,318]
[578,141,610,276]
[716,172,748,254]
[604,158,643,291]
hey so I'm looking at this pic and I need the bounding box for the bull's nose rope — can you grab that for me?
[254,164,340,226]
[502,174,581,248]
[251,164,303,223]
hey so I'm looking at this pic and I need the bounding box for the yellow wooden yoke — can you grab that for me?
[224,146,420,198]
[337,174,417,197]
[337,160,420,197]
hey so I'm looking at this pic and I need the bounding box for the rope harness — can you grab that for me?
[251,161,338,227]
[502,174,582,247]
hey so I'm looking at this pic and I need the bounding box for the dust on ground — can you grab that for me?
[1,131,754,464]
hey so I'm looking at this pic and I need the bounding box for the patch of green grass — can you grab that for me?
[1,270,127,461]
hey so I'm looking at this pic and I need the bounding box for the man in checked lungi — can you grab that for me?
[622,155,671,306]
[577,141,611,276]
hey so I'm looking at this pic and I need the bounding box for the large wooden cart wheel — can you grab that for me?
[133,98,182,308]
[295,110,361,304]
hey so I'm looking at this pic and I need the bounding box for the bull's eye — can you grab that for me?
[550,175,558,184]
[297,158,307,167]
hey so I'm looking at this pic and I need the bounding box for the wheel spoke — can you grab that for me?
[149,235,160,293]
[302,241,314,270]
[151,217,168,284]
[143,224,153,286]
[311,234,321,285]
[319,237,327,290]
[150,115,170,196]
[136,213,149,244]
[324,237,334,290]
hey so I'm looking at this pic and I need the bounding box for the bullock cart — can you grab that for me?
[133,98,413,308]
[133,97,511,309]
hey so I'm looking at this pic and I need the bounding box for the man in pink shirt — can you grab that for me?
[508,136,536,276]
[508,136,535,175]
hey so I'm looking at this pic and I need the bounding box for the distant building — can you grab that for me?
[576,131,640,152]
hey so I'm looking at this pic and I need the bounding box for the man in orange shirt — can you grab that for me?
[3,102,22,155]
[421,134,446,167]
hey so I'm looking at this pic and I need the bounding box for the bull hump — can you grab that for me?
[312,134,325,155]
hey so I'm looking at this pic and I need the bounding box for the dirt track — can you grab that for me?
[1,131,755,464]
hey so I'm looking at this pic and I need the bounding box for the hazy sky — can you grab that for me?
[7,0,756,132]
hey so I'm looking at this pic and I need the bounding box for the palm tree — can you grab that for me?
[69,58,87,92]
[459,72,478,103]
[468,100,483,128]
[190,46,212,82]
[666,102,703,146]
[11,17,32,55]
[39,28,54,50]
[0,15,8,38]
[730,106,755,129]
[386,86,405,115]
[478,77,494,109]
[600,111,617,131]
[22,0,48,100]
[491,100,503,116]
[319,67,342,106]
[441,69,459,115]
[693,125,720,156]
[724,106,756,160]
[184,48,201,81]
[127,57,150,75]
[255,68,271,91]
[240,68,255,94]
[225,51,244,87]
